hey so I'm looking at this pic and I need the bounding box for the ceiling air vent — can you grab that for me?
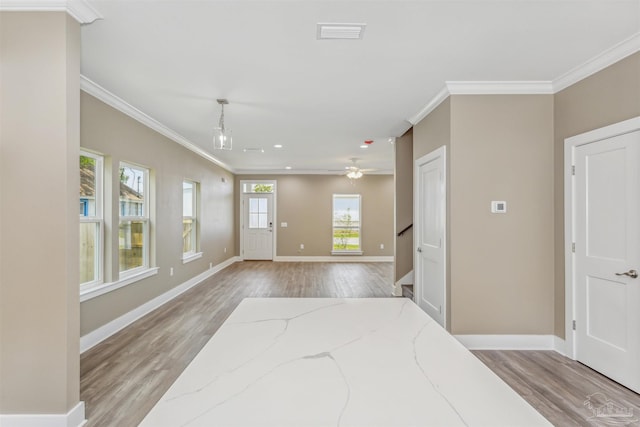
[316,23,366,40]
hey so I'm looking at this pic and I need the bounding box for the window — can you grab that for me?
[182,180,200,259]
[80,151,103,286]
[332,194,362,254]
[119,162,149,275]
[242,182,274,193]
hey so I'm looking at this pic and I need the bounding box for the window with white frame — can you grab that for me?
[119,162,149,275]
[182,180,199,257]
[80,151,103,286]
[332,194,362,254]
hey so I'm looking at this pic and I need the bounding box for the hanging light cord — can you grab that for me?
[219,103,226,132]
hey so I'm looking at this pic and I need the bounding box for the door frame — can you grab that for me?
[239,180,277,261]
[414,146,447,328]
[564,116,640,359]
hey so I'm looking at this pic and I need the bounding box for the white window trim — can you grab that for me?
[119,162,150,277]
[331,193,362,255]
[182,251,203,264]
[182,179,199,257]
[80,267,159,302]
[80,150,104,287]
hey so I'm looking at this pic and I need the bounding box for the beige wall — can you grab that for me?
[80,93,236,335]
[450,95,554,334]
[235,174,394,258]
[0,12,81,414]
[553,52,640,337]
[413,98,452,327]
[394,129,414,282]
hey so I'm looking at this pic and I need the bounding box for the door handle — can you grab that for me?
[616,269,638,279]
[417,247,422,253]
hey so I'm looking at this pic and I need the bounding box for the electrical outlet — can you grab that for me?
[224,247,227,253]
[380,243,384,250]
[170,267,174,276]
[209,262,213,269]
[300,243,304,250]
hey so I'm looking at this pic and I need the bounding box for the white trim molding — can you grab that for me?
[455,335,559,351]
[80,267,159,302]
[446,81,554,95]
[393,269,414,297]
[408,31,640,126]
[553,31,640,93]
[407,86,450,126]
[274,256,394,262]
[553,336,566,356]
[0,0,102,24]
[80,257,240,353]
[0,401,86,427]
[80,76,234,173]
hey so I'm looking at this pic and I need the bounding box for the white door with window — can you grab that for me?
[568,119,640,393]
[414,146,446,327]
[242,193,274,260]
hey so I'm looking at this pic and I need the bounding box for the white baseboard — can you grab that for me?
[393,270,413,296]
[553,336,566,356]
[0,401,86,427]
[455,334,560,351]
[274,256,394,262]
[80,257,240,353]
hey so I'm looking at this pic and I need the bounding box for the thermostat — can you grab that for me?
[491,201,507,213]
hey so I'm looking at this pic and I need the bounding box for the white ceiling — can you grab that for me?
[81,0,640,174]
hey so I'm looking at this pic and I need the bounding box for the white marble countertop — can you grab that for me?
[140,298,551,426]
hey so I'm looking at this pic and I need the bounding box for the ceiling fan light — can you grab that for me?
[347,170,363,179]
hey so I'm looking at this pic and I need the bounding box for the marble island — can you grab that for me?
[140,298,551,426]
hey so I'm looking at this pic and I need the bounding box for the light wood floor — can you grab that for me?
[80,261,393,427]
[80,261,639,427]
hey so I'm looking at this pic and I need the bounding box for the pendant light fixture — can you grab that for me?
[213,99,232,150]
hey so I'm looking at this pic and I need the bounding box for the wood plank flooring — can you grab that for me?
[80,261,394,427]
[81,261,640,427]
[473,350,640,427]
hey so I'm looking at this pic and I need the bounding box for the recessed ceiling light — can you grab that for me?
[285,166,292,170]
[317,23,366,40]
[360,145,368,149]
[274,144,283,149]
[243,148,264,153]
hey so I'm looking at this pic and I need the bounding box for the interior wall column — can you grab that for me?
[0,11,83,420]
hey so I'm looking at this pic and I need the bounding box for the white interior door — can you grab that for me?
[414,146,446,327]
[573,129,640,393]
[242,193,274,260]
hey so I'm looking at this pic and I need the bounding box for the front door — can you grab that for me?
[242,193,274,260]
[573,127,640,393]
[414,146,446,327]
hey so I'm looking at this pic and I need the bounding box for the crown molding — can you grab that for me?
[80,75,235,173]
[446,81,554,95]
[0,0,102,24]
[552,31,640,93]
[234,169,393,176]
[409,32,640,126]
[407,86,450,126]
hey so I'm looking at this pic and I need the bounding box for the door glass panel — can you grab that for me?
[249,197,268,229]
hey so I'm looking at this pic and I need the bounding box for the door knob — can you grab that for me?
[417,247,422,253]
[616,269,638,279]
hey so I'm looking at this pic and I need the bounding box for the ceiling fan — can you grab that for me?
[344,158,376,179]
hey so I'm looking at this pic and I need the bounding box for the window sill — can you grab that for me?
[80,267,160,302]
[331,251,364,256]
[182,252,203,264]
